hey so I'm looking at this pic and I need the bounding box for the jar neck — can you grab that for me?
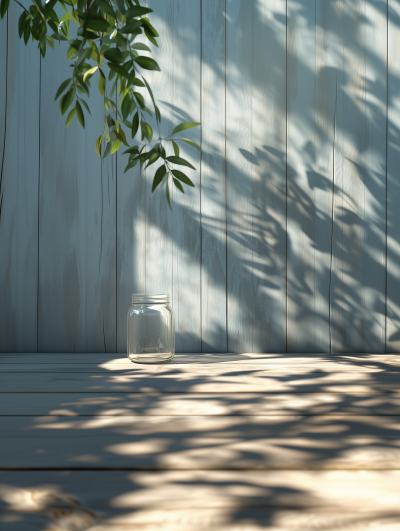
[132,294,170,305]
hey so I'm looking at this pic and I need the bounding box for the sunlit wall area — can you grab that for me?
[0,0,399,353]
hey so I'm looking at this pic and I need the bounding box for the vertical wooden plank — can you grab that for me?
[201,0,227,353]
[142,0,173,340]
[331,0,386,352]
[0,2,39,352]
[171,0,201,353]
[387,0,400,352]
[116,159,146,354]
[145,0,201,353]
[38,34,116,352]
[226,0,287,353]
[287,0,332,352]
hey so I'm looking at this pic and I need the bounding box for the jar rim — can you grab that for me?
[132,293,170,304]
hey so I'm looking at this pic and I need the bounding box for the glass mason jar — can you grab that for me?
[127,294,175,364]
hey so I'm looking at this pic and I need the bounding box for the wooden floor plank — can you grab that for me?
[2,392,400,416]
[2,358,400,372]
[2,415,400,470]
[1,471,400,530]
[1,353,400,365]
[0,369,398,393]
[2,469,400,509]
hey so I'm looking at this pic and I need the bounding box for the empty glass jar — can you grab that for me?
[127,294,175,364]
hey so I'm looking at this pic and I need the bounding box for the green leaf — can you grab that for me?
[171,121,200,136]
[171,169,195,187]
[124,159,138,173]
[145,151,160,168]
[1,0,10,19]
[120,19,142,34]
[166,156,195,170]
[23,23,30,44]
[54,78,72,101]
[134,56,160,71]
[102,141,112,159]
[131,78,145,88]
[97,69,106,96]
[141,121,152,143]
[85,15,110,32]
[155,105,161,124]
[83,65,99,82]
[108,63,130,79]
[124,6,152,18]
[65,107,76,128]
[111,138,121,154]
[166,182,172,210]
[121,93,132,120]
[133,91,145,109]
[103,48,125,63]
[143,26,158,47]
[172,141,179,157]
[142,18,159,37]
[173,178,184,193]
[123,145,139,155]
[116,127,129,146]
[79,99,91,116]
[66,45,78,60]
[95,135,103,158]
[46,36,55,49]
[131,113,139,140]
[60,87,75,115]
[98,0,117,19]
[75,101,85,128]
[18,12,29,38]
[152,164,166,192]
[131,42,151,52]
[178,138,202,152]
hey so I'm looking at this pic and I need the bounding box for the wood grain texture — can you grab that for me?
[226,0,287,353]
[38,21,116,352]
[201,0,227,352]
[3,392,400,416]
[1,352,400,364]
[2,471,400,530]
[0,1,39,353]
[387,0,400,352]
[1,469,400,509]
[1,365,399,392]
[331,0,387,352]
[2,414,400,470]
[170,0,202,353]
[287,0,333,352]
[2,509,400,531]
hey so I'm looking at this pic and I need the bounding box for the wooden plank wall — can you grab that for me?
[0,0,398,353]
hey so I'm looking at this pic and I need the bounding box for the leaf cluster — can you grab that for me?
[1,0,201,208]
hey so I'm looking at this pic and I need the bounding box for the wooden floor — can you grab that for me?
[1,353,400,530]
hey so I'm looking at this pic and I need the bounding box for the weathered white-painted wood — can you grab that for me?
[2,471,400,530]
[387,1,400,352]
[2,470,400,510]
[146,0,201,353]
[287,0,334,352]
[2,414,400,469]
[1,352,400,364]
[331,0,387,352]
[0,1,39,352]
[38,24,116,352]
[201,0,227,352]
[2,510,400,531]
[171,0,202,353]
[116,154,145,354]
[226,0,287,353]
[3,392,400,416]
[1,368,398,392]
